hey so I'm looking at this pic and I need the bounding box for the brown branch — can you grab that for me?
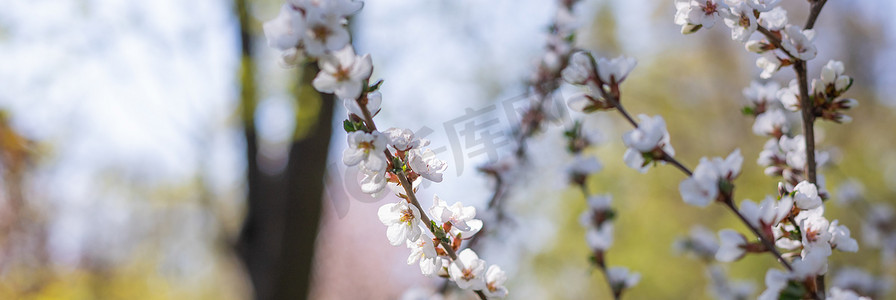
[356,95,490,300]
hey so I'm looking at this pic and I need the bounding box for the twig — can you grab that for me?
[356,97,487,300]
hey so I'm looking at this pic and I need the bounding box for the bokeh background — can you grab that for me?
[0,0,894,299]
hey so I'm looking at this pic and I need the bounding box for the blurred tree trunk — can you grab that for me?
[233,0,334,299]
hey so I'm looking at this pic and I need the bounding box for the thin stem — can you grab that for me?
[804,0,828,30]
[793,61,818,184]
[722,199,794,271]
[594,83,792,270]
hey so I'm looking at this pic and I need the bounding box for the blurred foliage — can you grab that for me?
[502,1,896,299]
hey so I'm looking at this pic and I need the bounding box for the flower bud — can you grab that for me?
[834,98,858,110]
[833,113,852,124]
[835,75,851,92]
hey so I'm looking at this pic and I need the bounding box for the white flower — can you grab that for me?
[384,127,430,151]
[343,131,388,172]
[483,265,508,298]
[792,244,830,279]
[674,226,719,259]
[819,60,852,93]
[586,222,614,251]
[378,200,423,246]
[707,265,756,300]
[568,154,603,178]
[359,167,387,194]
[420,257,446,278]
[596,56,637,85]
[739,195,793,230]
[835,180,864,206]
[747,0,781,12]
[406,235,437,265]
[777,79,801,111]
[680,158,721,207]
[344,91,382,118]
[408,148,447,183]
[795,207,832,250]
[715,229,747,262]
[757,138,785,170]
[586,194,613,212]
[828,220,858,252]
[773,223,802,250]
[752,109,789,137]
[758,269,790,300]
[680,149,742,207]
[781,25,817,61]
[448,249,487,290]
[723,3,757,43]
[828,288,871,300]
[606,266,641,291]
[312,46,373,100]
[263,4,306,50]
[833,268,891,298]
[758,7,788,31]
[277,47,306,68]
[562,52,593,85]
[430,195,482,239]
[756,52,782,79]
[623,115,673,173]
[793,180,822,210]
[674,0,729,34]
[302,9,351,57]
[743,80,781,109]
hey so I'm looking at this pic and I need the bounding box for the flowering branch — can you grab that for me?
[261,1,507,298]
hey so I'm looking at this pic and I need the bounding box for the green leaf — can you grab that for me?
[343,119,356,132]
[741,106,755,116]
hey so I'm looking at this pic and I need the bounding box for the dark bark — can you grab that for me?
[233,0,334,299]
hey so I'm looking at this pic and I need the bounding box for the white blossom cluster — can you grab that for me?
[562,68,640,299]
[674,0,815,78]
[263,1,507,297]
[709,180,860,299]
[562,53,676,175]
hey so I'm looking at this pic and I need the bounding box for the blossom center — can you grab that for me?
[703,1,717,15]
[739,14,750,27]
[400,208,415,224]
[806,227,820,243]
[311,24,332,42]
[487,281,497,292]
[461,268,475,281]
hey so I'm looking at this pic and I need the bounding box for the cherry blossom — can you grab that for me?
[781,25,817,61]
[743,80,781,113]
[483,265,508,298]
[430,195,482,239]
[793,181,822,210]
[586,222,614,251]
[747,0,781,12]
[756,52,783,79]
[739,195,793,232]
[679,149,742,207]
[345,91,382,118]
[606,266,641,292]
[448,249,487,290]
[407,149,448,183]
[723,2,757,43]
[674,0,729,34]
[263,4,305,51]
[758,269,790,300]
[343,131,388,172]
[752,109,788,137]
[828,220,859,252]
[562,52,593,85]
[596,56,637,85]
[312,46,373,100]
[758,6,788,31]
[715,229,747,262]
[377,200,423,246]
[384,127,429,152]
[828,288,871,300]
[622,114,674,173]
